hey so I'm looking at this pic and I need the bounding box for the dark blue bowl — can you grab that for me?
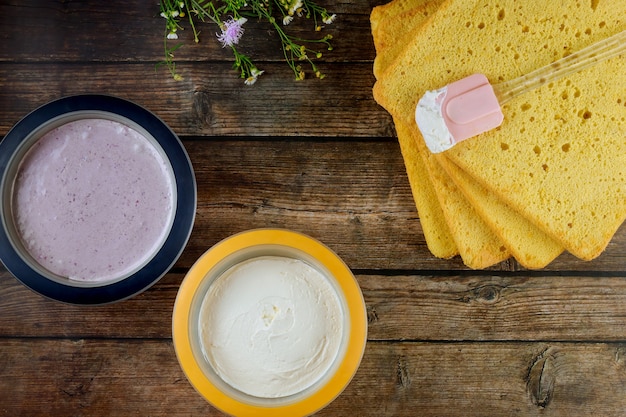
[0,95,196,304]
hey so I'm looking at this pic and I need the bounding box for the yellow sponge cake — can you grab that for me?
[372,0,562,268]
[374,0,626,260]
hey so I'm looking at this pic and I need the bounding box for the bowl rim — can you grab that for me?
[0,94,197,304]
[172,228,368,417]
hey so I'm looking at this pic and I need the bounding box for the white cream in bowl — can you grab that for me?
[198,255,344,398]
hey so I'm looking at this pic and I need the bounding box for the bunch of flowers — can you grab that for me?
[159,0,337,85]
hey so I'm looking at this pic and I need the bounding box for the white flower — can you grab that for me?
[283,15,293,25]
[288,0,303,15]
[245,68,264,85]
[322,14,337,24]
[167,32,179,40]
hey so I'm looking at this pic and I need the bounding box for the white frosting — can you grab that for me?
[199,256,343,398]
[415,87,455,153]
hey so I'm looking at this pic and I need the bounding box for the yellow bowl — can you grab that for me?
[172,229,367,416]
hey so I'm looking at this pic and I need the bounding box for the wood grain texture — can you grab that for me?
[0,136,615,272]
[2,339,626,417]
[1,1,626,416]
[0,1,375,62]
[178,139,626,272]
[3,269,626,341]
[0,63,391,137]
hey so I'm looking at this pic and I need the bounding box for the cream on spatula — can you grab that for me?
[415,29,626,153]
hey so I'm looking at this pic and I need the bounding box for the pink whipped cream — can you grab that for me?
[12,118,175,283]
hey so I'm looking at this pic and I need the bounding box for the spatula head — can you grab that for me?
[415,73,504,153]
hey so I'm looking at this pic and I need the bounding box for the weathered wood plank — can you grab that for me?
[0,0,377,62]
[349,342,626,416]
[0,62,390,137]
[3,270,626,341]
[2,2,624,416]
[364,274,626,342]
[0,270,181,339]
[2,338,626,416]
[0,138,624,277]
[182,139,626,272]
[180,138,456,270]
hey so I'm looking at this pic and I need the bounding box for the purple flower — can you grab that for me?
[217,17,247,47]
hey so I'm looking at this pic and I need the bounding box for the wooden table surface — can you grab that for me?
[2,1,626,415]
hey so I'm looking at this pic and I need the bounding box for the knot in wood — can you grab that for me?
[396,356,411,388]
[367,305,379,324]
[474,284,501,304]
[192,90,213,128]
[460,284,503,304]
[526,347,558,409]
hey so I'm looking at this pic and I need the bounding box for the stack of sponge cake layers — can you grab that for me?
[371,0,626,269]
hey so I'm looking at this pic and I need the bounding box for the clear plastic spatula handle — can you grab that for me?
[492,29,626,105]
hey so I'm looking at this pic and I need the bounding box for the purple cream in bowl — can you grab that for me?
[0,95,196,304]
[13,118,175,283]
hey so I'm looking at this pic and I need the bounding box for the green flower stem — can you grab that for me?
[159,0,335,83]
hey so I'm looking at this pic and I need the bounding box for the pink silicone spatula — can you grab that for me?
[415,29,626,153]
